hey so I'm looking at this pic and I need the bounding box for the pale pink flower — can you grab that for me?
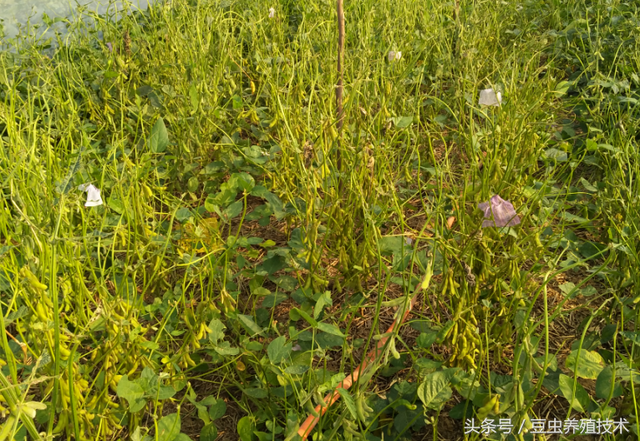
[478,195,520,228]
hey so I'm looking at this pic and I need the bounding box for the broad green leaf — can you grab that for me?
[257,255,287,275]
[595,365,623,399]
[267,336,292,364]
[417,332,438,349]
[238,314,264,336]
[336,388,358,420]
[565,349,604,379]
[284,365,309,375]
[391,115,414,128]
[261,191,286,220]
[116,376,145,412]
[252,287,271,296]
[621,331,640,347]
[213,341,240,356]
[554,80,573,96]
[202,161,225,175]
[224,200,244,219]
[293,307,317,327]
[558,374,590,413]
[272,275,298,292]
[230,173,255,191]
[317,322,345,337]
[237,416,255,441]
[108,198,125,215]
[314,291,332,319]
[262,293,288,308]
[417,371,453,410]
[208,319,226,343]
[156,413,181,441]
[379,236,403,256]
[558,282,577,296]
[542,148,568,162]
[158,385,177,400]
[243,388,269,399]
[562,212,590,224]
[175,208,192,223]
[149,118,170,153]
[208,399,227,420]
[200,424,218,441]
[189,85,199,112]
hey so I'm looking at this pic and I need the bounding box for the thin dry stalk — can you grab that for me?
[335,0,345,170]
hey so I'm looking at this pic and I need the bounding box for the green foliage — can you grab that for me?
[0,0,639,439]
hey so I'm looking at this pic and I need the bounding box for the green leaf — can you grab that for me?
[116,376,146,412]
[237,416,255,441]
[317,322,345,337]
[417,331,438,349]
[562,212,590,224]
[261,191,286,220]
[391,115,414,128]
[208,399,227,420]
[252,287,271,296]
[200,424,218,441]
[230,173,255,191]
[313,291,332,319]
[379,236,403,256]
[243,388,269,399]
[224,200,244,219]
[621,331,640,347]
[208,319,226,343]
[336,388,358,420]
[257,255,287,275]
[417,371,453,410]
[262,293,288,308]
[202,161,225,175]
[158,385,177,400]
[558,282,577,296]
[267,336,292,364]
[595,365,623,399]
[175,208,192,223]
[293,307,317,327]
[284,365,309,375]
[157,413,181,441]
[108,198,125,215]
[189,85,199,112]
[558,374,590,413]
[213,341,240,355]
[187,177,199,193]
[565,349,604,379]
[554,80,573,96]
[542,148,568,162]
[149,117,170,153]
[238,314,264,336]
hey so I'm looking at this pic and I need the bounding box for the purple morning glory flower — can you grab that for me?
[478,195,520,228]
[106,42,113,52]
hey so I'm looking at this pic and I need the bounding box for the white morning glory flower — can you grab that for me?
[479,88,502,106]
[79,183,103,207]
[269,7,275,18]
[388,51,402,62]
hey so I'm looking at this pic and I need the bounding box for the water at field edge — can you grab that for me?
[0,0,154,43]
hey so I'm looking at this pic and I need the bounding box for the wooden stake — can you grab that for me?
[336,0,345,171]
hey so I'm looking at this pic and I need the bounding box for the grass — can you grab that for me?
[0,0,639,440]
